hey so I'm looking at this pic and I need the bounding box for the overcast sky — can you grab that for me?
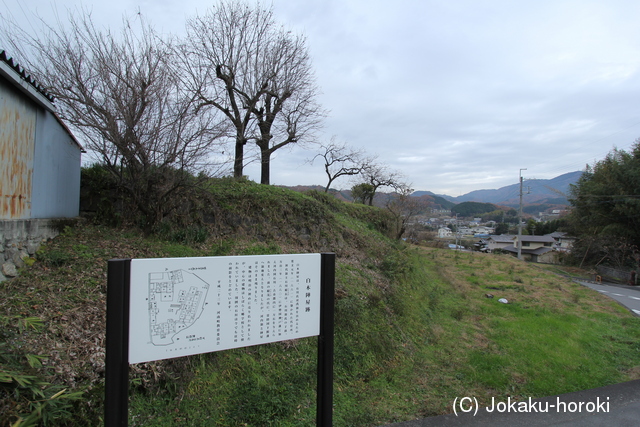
[4,0,640,195]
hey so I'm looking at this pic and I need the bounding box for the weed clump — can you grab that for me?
[0,315,85,426]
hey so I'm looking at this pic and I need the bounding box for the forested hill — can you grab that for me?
[451,201,497,216]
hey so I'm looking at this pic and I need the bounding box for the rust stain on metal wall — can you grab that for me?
[1,88,35,219]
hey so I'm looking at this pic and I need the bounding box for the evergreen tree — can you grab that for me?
[568,141,640,267]
[351,183,375,205]
[494,223,509,235]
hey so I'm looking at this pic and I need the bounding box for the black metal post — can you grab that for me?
[317,253,335,426]
[105,259,131,427]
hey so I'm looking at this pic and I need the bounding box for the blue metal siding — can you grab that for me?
[0,79,35,219]
[31,109,81,218]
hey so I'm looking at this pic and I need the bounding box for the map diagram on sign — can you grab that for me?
[128,254,322,364]
[148,270,210,345]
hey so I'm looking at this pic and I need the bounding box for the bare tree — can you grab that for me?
[2,12,228,230]
[384,183,420,239]
[312,137,372,192]
[251,30,325,184]
[183,1,323,183]
[360,163,405,206]
[183,2,269,179]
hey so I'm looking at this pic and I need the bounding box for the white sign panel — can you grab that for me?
[128,253,321,364]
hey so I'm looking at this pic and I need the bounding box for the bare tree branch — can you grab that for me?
[182,1,325,184]
[360,163,405,205]
[251,29,325,184]
[384,183,420,239]
[2,10,228,229]
[182,1,277,179]
[311,137,373,192]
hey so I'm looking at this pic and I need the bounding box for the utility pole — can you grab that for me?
[454,213,459,250]
[517,168,527,260]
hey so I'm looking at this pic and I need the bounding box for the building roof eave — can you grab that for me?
[0,50,85,153]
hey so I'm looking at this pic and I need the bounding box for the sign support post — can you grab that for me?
[105,259,131,427]
[317,253,335,426]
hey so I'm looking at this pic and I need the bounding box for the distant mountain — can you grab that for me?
[412,171,582,207]
[284,171,582,210]
[408,192,456,210]
[411,190,443,198]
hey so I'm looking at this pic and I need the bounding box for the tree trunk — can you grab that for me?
[260,148,271,185]
[234,138,245,179]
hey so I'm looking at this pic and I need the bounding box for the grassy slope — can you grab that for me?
[1,181,639,426]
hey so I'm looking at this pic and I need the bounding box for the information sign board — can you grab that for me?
[128,253,321,364]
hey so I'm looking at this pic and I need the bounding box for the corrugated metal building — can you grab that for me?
[0,50,84,220]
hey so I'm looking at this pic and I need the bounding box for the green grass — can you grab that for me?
[391,249,640,414]
[130,345,319,426]
[126,247,640,425]
[2,182,640,426]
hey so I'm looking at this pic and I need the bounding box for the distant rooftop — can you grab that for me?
[487,235,516,242]
[519,235,556,243]
[501,245,554,256]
